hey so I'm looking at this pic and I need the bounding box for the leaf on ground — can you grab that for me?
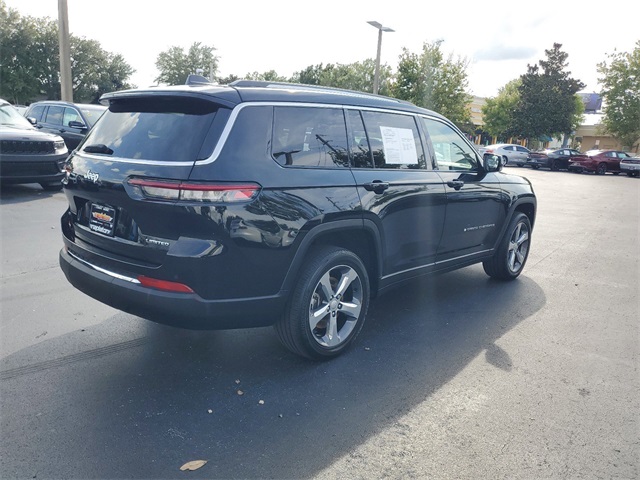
[180,460,207,471]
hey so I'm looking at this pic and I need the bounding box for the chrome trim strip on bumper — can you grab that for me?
[67,250,141,284]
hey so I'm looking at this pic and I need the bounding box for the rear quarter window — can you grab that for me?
[80,97,219,162]
[272,106,349,168]
[28,104,47,122]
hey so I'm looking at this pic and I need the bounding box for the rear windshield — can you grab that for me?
[80,96,218,162]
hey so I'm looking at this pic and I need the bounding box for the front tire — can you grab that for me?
[596,163,607,175]
[275,246,370,360]
[483,213,531,280]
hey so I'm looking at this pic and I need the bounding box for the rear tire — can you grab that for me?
[275,246,370,360]
[483,213,531,280]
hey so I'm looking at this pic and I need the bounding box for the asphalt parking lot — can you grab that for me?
[1,168,638,479]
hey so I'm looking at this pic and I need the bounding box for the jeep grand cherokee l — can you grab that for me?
[59,80,536,360]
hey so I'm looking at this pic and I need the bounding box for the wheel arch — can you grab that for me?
[513,199,536,229]
[281,219,383,298]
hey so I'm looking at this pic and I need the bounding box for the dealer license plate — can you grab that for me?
[89,203,116,237]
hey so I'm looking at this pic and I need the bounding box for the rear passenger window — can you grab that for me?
[272,107,349,168]
[421,117,479,171]
[45,106,64,126]
[358,111,425,169]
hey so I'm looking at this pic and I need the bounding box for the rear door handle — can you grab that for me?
[447,180,464,190]
[363,181,390,194]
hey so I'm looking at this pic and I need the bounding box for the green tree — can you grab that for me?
[482,79,521,141]
[392,41,472,128]
[155,42,218,85]
[513,43,585,140]
[597,41,640,151]
[242,70,289,82]
[291,60,392,95]
[0,2,134,103]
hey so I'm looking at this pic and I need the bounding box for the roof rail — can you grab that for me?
[229,80,412,105]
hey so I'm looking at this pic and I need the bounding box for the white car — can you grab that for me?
[12,104,27,116]
[478,143,531,166]
[619,154,640,177]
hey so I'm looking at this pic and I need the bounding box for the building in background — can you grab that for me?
[467,93,637,153]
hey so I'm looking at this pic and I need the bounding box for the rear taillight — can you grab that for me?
[127,178,260,203]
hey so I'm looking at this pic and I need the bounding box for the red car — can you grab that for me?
[568,150,634,175]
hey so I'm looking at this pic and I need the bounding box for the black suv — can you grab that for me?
[25,100,106,151]
[0,98,69,190]
[59,81,536,359]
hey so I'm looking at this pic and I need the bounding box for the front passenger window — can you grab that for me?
[63,108,82,127]
[421,117,479,171]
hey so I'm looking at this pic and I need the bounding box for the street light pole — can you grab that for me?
[367,21,394,95]
[58,0,73,101]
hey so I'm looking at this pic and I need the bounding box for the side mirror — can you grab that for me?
[68,120,87,129]
[483,153,503,172]
[26,117,37,126]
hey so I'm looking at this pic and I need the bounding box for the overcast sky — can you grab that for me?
[5,0,639,98]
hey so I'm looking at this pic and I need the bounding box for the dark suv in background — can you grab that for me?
[25,100,106,151]
[0,98,68,190]
[59,80,536,360]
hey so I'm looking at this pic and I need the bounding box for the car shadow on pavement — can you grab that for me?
[0,266,545,479]
[0,183,62,204]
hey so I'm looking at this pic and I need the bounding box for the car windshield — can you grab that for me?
[0,103,33,129]
[79,105,106,127]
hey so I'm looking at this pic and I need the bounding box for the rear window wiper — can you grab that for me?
[83,144,114,155]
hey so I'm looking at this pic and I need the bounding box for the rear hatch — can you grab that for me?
[61,88,240,290]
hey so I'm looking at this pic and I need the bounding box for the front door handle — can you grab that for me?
[363,181,390,194]
[447,180,464,190]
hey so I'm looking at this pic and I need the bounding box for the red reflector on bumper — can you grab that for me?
[137,275,194,293]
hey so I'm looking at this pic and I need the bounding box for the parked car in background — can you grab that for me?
[528,148,589,171]
[12,104,28,116]
[619,154,640,177]
[478,143,531,166]
[24,101,106,151]
[0,98,68,190]
[568,150,632,175]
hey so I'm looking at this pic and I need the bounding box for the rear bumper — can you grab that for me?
[568,163,591,172]
[59,247,286,330]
